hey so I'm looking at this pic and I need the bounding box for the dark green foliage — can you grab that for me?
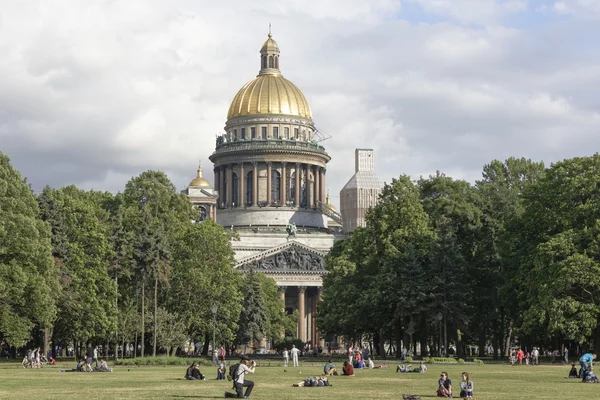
[0,153,58,347]
[237,269,268,345]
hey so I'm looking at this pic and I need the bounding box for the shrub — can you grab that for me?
[422,357,457,364]
[473,359,484,365]
[405,356,413,363]
[114,357,213,367]
[458,358,465,364]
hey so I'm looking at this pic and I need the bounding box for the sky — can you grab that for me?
[1,0,599,209]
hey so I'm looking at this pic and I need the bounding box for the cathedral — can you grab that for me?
[183,32,383,349]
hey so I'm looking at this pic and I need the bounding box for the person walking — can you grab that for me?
[532,347,539,365]
[291,345,300,367]
[93,346,99,368]
[283,348,289,367]
[517,348,524,366]
[225,355,255,399]
[220,346,226,363]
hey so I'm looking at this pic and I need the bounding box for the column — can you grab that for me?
[317,287,325,347]
[214,168,219,198]
[281,162,287,205]
[239,162,245,207]
[279,287,287,338]
[304,164,310,208]
[267,162,272,204]
[226,165,233,207]
[252,162,258,206]
[295,163,301,206]
[311,294,317,345]
[315,166,320,206]
[298,286,306,342]
[219,166,225,208]
[321,169,326,205]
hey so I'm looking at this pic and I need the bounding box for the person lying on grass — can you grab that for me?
[293,375,331,387]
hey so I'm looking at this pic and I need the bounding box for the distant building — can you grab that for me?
[182,163,219,222]
[339,149,384,233]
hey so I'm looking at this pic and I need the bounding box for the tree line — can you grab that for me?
[318,154,600,358]
[0,152,294,359]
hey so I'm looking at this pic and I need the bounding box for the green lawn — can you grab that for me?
[0,360,597,399]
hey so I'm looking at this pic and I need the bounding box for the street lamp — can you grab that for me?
[211,304,218,365]
[437,312,443,357]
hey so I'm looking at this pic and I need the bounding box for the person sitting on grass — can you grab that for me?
[323,359,337,376]
[342,361,355,376]
[437,371,452,398]
[459,372,473,398]
[94,360,112,372]
[185,362,205,380]
[217,363,226,380]
[419,361,427,373]
[293,375,330,387]
[583,367,600,383]
[569,364,579,378]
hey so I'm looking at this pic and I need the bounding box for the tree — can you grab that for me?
[37,186,117,352]
[505,154,600,353]
[121,170,197,357]
[237,269,268,348]
[253,273,286,342]
[153,308,188,356]
[418,173,482,357]
[169,220,242,347]
[477,158,545,357]
[0,152,58,349]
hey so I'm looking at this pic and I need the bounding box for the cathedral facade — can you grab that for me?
[189,32,336,347]
[185,33,384,349]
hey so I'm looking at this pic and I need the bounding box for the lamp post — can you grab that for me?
[437,312,443,357]
[211,304,218,365]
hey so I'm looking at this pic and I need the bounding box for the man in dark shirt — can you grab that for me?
[85,345,94,371]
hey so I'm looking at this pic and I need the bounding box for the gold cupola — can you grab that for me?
[188,162,211,188]
[227,31,312,120]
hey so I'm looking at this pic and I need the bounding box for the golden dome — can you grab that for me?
[227,32,312,120]
[227,74,312,120]
[189,165,211,188]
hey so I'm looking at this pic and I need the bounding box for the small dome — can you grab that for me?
[189,166,211,188]
[261,33,280,54]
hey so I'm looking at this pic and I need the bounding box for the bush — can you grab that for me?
[457,358,465,364]
[422,357,458,364]
[114,357,213,367]
[473,359,484,364]
[405,356,413,363]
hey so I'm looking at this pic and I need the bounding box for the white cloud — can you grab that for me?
[0,0,599,212]
[408,0,526,24]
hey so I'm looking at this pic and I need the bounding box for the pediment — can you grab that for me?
[236,241,327,274]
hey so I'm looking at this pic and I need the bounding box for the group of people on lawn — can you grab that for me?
[571,352,599,383]
[437,371,474,398]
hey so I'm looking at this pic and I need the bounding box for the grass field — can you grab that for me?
[1,359,598,399]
